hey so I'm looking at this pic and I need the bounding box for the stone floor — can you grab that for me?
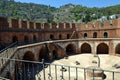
[35,54,120,80]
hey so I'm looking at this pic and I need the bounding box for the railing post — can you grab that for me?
[93,69,94,80]
[112,72,114,80]
[84,68,86,80]
[42,59,46,80]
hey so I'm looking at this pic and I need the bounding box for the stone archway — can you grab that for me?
[39,46,49,61]
[97,43,109,54]
[81,43,91,53]
[66,44,76,55]
[23,51,34,61]
[115,44,120,54]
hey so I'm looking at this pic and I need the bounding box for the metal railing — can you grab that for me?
[0,42,17,53]
[0,77,10,80]
[0,57,120,80]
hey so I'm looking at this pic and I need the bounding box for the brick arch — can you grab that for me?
[66,43,76,55]
[115,43,120,54]
[81,43,91,53]
[97,43,109,54]
[23,51,35,61]
[39,46,49,61]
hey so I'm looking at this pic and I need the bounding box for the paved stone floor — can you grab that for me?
[34,54,120,80]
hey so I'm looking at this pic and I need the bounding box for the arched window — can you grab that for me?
[50,34,54,40]
[33,35,37,42]
[84,33,87,38]
[12,36,18,43]
[93,32,97,38]
[24,36,29,43]
[104,32,108,38]
[67,34,70,39]
[59,34,62,39]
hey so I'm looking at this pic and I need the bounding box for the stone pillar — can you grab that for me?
[8,18,12,28]
[27,21,30,29]
[34,23,36,29]
[109,41,115,55]
[19,20,22,28]
[92,42,97,55]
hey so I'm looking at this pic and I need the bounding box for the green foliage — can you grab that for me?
[0,0,120,23]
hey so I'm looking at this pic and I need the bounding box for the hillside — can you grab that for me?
[0,0,120,23]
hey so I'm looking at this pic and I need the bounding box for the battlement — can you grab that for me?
[0,17,76,31]
[78,19,120,30]
[1,17,120,31]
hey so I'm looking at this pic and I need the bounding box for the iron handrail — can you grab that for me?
[0,42,17,53]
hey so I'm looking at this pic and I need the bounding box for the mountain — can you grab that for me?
[0,0,120,23]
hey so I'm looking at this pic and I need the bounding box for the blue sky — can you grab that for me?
[15,0,120,8]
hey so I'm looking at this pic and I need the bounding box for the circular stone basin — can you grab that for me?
[86,66,103,78]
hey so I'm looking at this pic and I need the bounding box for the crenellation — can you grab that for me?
[59,23,64,29]
[35,23,41,29]
[65,23,70,29]
[51,23,57,29]
[29,22,34,29]
[71,23,76,29]
[44,23,50,30]
[10,19,19,29]
[21,20,27,29]
[0,17,9,29]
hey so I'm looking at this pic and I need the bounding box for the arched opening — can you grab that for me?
[97,43,109,54]
[52,50,58,59]
[24,36,29,43]
[59,34,62,39]
[93,32,97,38]
[66,44,76,55]
[18,51,35,80]
[103,32,108,38]
[115,44,120,54]
[39,46,49,61]
[33,35,37,42]
[50,34,54,40]
[84,33,87,38]
[23,51,34,61]
[67,34,70,39]
[81,43,91,53]
[12,36,18,43]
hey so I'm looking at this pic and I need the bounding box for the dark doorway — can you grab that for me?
[50,34,54,40]
[81,43,91,53]
[115,44,120,54]
[93,32,97,38]
[12,36,18,43]
[39,46,49,61]
[66,44,76,55]
[24,36,29,43]
[59,34,62,39]
[33,35,37,42]
[84,33,87,38]
[97,43,108,54]
[67,34,70,39]
[23,51,34,61]
[52,50,58,59]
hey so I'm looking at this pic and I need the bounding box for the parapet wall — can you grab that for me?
[78,19,120,30]
[1,17,120,31]
[0,17,77,30]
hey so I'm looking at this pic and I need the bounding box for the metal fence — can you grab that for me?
[0,58,120,80]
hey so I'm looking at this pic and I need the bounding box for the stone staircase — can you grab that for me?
[0,42,18,76]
